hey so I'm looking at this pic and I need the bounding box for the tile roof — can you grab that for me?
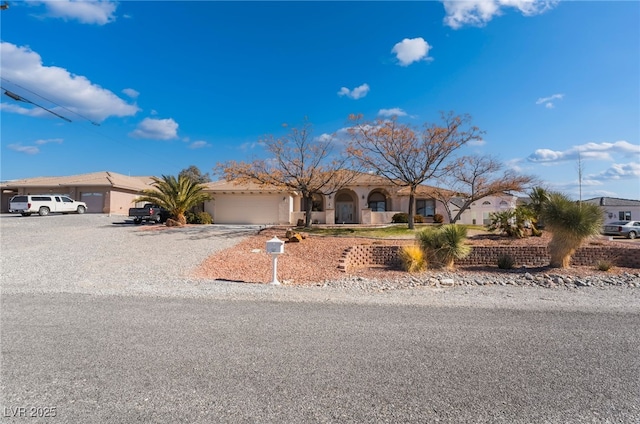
[0,171,154,191]
[583,197,640,207]
[204,180,293,193]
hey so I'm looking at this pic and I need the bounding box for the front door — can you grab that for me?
[336,202,354,224]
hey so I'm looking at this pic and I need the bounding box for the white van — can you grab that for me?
[9,194,87,216]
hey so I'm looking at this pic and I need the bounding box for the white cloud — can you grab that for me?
[442,0,558,29]
[337,83,370,100]
[1,42,139,123]
[468,138,487,146]
[188,141,210,149]
[130,118,179,140]
[391,38,432,66]
[6,138,63,154]
[34,138,63,145]
[27,0,118,25]
[7,144,40,155]
[527,140,640,163]
[536,93,564,109]
[378,108,408,117]
[122,88,139,99]
[589,163,640,181]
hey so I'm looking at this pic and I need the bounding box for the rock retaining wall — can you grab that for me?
[338,244,640,272]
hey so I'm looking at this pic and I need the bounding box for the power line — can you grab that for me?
[1,77,100,126]
[2,88,72,122]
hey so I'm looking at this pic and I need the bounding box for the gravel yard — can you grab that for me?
[2,214,639,311]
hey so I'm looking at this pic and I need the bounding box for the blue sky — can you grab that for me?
[1,0,638,200]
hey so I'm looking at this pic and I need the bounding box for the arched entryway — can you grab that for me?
[335,190,358,224]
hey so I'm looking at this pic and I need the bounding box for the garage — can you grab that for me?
[80,192,104,213]
[212,194,282,225]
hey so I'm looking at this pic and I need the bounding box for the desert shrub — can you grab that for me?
[186,211,213,224]
[596,260,612,272]
[497,254,515,269]
[417,224,471,269]
[541,192,604,268]
[433,213,444,224]
[399,245,426,273]
[488,210,529,238]
[414,214,424,224]
[392,213,409,223]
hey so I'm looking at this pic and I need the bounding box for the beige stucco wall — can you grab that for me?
[108,190,141,215]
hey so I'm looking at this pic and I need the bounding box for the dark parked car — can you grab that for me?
[602,221,640,239]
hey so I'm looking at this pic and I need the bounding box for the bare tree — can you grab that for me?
[217,120,355,228]
[347,111,483,229]
[430,154,536,223]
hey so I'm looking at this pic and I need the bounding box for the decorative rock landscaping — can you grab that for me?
[323,269,640,292]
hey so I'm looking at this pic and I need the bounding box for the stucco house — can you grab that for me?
[0,171,155,214]
[449,193,519,226]
[204,173,466,225]
[583,197,640,224]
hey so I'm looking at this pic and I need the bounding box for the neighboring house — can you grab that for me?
[0,171,155,214]
[583,197,640,224]
[449,193,518,226]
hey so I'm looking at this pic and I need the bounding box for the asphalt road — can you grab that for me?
[2,293,639,423]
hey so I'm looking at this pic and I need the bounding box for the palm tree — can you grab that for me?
[527,186,550,230]
[417,224,471,269]
[541,192,604,268]
[135,174,211,225]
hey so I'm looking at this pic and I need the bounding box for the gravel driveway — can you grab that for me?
[0,214,260,296]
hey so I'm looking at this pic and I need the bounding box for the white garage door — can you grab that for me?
[214,195,281,224]
[80,192,104,213]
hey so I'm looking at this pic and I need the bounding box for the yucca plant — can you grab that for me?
[417,224,471,270]
[399,245,426,273]
[540,192,604,268]
[134,174,211,225]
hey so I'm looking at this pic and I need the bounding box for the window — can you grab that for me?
[62,196,73,203]
[32,196,51,201]
[619,211,631,221]
[304,194,324,212]
[416,199,435,217]
[483,212,491,225]
[368,192,387,212]
[482,201,491,205]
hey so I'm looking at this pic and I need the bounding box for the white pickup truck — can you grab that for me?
[9,194,87,216]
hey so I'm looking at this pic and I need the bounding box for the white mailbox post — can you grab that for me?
[266,236,285,285]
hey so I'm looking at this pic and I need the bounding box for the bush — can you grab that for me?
[596,260,612,272]
[417,224,471,270]
[433,213,444,224]
[392,213,408,223]
[399,245,426,273]
[392,213,424,223]
[497,254,515,270]
[186,211,213,224]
